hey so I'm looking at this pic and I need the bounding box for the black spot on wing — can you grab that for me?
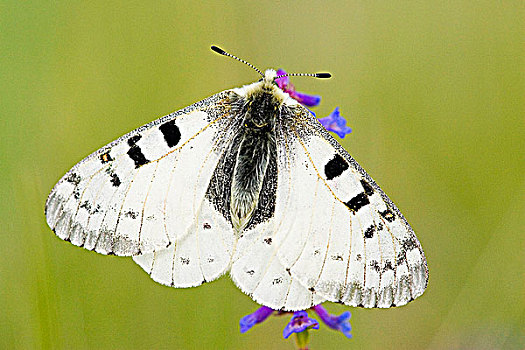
[324,154,349,180]
[272,277,283,285]
[383,260,394,272]
[80,201,91,211]
[92,204,101,214]
[127,135,141,146]
[159,120,181,148]
[344,192,370,212]
[100,152,113,163]
[370,260,380,273]
[364,224,375,238]
[110,173,121,187]
[402,238,417,251]
[360,179,374,196]
[396,251,406,265]
[66,173,81,185]
[124,210,138,219]
[380,209,396,222]
[127,144,149,168]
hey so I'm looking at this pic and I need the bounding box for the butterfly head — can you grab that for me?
[212,46,330,107]
[263,69,278,82]
[238,69,291,108]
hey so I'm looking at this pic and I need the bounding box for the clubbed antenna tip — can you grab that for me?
[315,73,331,79]
[211,45,226,55]
[211,45,264,76]
[275,72,333,80]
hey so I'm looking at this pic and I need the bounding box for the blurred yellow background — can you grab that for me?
[1,2,523,349]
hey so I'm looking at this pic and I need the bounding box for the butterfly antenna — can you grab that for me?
[276,72,332,79]
[211,45,264,77]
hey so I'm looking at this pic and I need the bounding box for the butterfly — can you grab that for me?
[45,46,428,311]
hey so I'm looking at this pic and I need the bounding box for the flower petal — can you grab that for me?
[239,306,274,333]
[312,305,352,339]
[317,107,352,138]
[275,69,290,90]
[282,311,319,339]
[275,68,321,107]
[292,91,321,107]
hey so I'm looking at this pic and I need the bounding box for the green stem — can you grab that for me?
[294,330,310,350]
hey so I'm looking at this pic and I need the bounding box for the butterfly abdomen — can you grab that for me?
[230,90,279,232]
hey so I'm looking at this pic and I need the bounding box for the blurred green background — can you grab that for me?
[1,1,523,349]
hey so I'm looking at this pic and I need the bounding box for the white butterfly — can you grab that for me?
[45,46,428,311]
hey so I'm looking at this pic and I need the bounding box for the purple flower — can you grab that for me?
[275,69,321,107]
[239,306,274,333]
[282,311,320,339]
[317,107,352,138]
[239,304,353,348]
[312,305,352,338]
[274,70,352,138]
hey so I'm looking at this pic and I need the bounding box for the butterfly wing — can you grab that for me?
[231,104,428,310]
[282,107,428,308]
[45,91,240,286]
[229,119,330,310]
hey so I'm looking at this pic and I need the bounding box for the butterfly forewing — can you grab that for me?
[267,107,428,308]
[46,91,238,257]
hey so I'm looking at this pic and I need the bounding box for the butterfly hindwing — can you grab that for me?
[132,194,236,287]
[230,217,327,311]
